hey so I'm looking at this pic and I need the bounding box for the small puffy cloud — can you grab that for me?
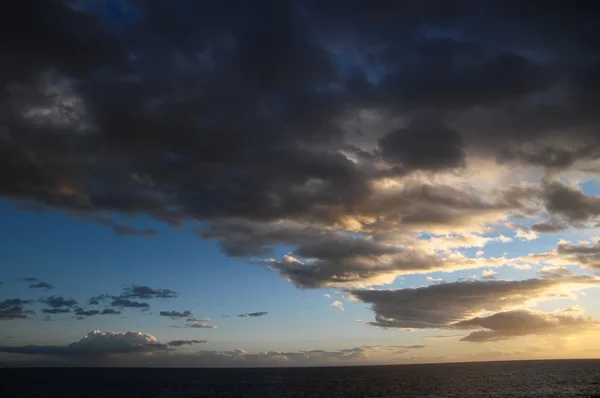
[167,340,208,347]
[40,296,77,308]
[515,229,538,241]
[0,330,166,357]
[29,281,54,290]
[481,269,498,280]
[22,277,38,282]
[159,310,192,318]
[110,298,150,309]
[330,301,344,311]
[426,276,445,284]
[120,285,177,299]
[238,312,268,318]
[323,294,331,298]
[454,310,599,342]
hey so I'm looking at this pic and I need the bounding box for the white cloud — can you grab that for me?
[330,301,344,311]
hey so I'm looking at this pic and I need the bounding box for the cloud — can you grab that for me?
[187,323,218,329]
[330,301,344,311]
[119,285,177,299]
[42,308,71,314]
[187,317,211,322]
[2,0,600,321]
[0,330,166,357]
[40,296,77,308]
[481,270,498,280]
[0,299,35,320]
[238,312,268,318]
[455,310,599,342]
[74,308,100,318]
[160,310,192,318]
[87,294,111,305]
[167,340,208,347]
[424,334,466,340]
[22,277,38,282]
[101,309,121,315]
[323,294,331,298]
[351,274,600,329]
[110,299,150,309]
[28,281,54,290]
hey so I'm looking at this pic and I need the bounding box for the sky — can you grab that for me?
[1,0,600,367]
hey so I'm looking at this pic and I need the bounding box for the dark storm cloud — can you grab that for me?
[351,274,600,329]
[378,117,465,172]
[40,296,77,308]
[120,285,177,299]
[238,312,268,318]
[159,310,192,318]
[42,308,71,314]
[167,340,208,347]
[454,310,598,342]
[2,0,600,301]
[110,298,150,308]
[1,0,598,230]
[29,281,54,290]
[0,299,34,320]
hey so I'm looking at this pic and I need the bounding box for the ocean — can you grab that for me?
[2,359,600,397]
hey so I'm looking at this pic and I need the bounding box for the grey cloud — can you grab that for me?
[87,294,111,305]
[0,0,598,236]
[101,309,121,315]
[530,219,568,233]
[110,298,150,309]
[556,240,600,270]
[29,281,54,290]
[379,117,465,172]
[1,299,35,320]
[2,0,600,301]
[21,277,38,282]
[455,310,598,342]
[541,181,600,225]
[1,299,32,306]
[74,308,100,317]
[238,312,268,318]
[42,308,71,314]
[351,275,599,329]
[40,296,77,308]
[160,310,192,318]
[167,340,208,347]
[120,285,177,299]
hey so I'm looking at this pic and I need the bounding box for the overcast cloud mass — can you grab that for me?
[1,0,600,366]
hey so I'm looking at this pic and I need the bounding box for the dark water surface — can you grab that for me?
[2,359,600,397]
